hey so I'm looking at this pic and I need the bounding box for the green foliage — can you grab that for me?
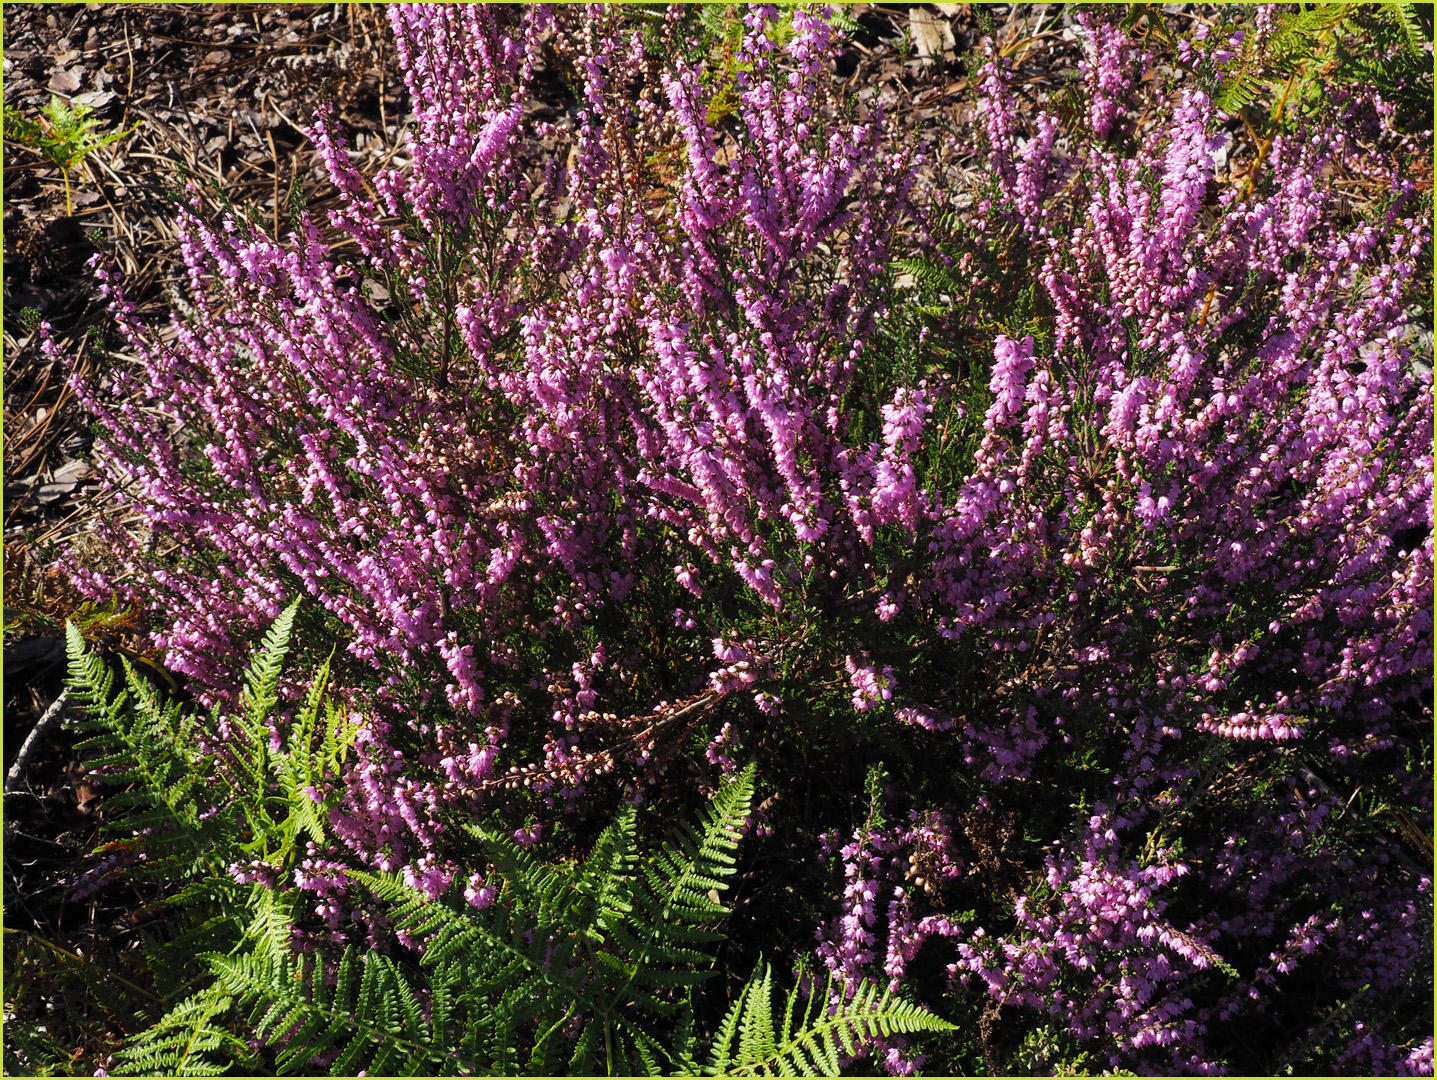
[225,605,354,874]
[676,3,862,126]
[65,618,225,887]
[209,946,454,1076]
[49,616,953,1075]
[347,765,758,1076]
[2,1019,83,1077]
[1,95,127,171]
[110,991,248,1077]
[45,602,351,1074]
[2,96,136,214]
[1211,3,1432,122]
[132,752,943,1076]
[706,963,954,1076]
[62,599,349,899]
[3,576,139,641]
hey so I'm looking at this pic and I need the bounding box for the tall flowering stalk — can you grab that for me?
[804,19,1432,1075]
[68,3,917,886]
[63,5,1430,1074]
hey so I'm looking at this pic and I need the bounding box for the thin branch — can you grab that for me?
[5,689,70,797]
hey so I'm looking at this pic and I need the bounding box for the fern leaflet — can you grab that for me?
[707,964,957,1077]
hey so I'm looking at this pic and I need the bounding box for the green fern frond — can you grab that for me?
[710,965,956,1077]
[667,994,703,1077]
[1303,2,1366,34]
[1213,70,1264,117]
[65,620,125,753]
[356,863,575,1013]
[209,603,354,875]
[705,973,747,1076]
[826,7,864,37]
[1214,2,1428,117]
[568,803,640,945]
[617,763,756,1006]
[75,628,770,1080]
[141,907,246,1003]
[697,4,735,39]
[241,885,299,965]
[1382,1,1429,54]
[592,804,641,903]
[111,989,244,1077]
[1211,6,1328,116]
[527,1001,582,1077]
[357,767,758,1072]
[222,600,302,850]
[65,623,218,879]
[650,763,755,920]
[736,963,779,1072]
[568,1018,601,1075]
[270,646,338,851]
[238,598,300,729]
[629,1021,669,1076]
[210,945,455,1077]
[3,1019,83,1077]
[892,256,962,296]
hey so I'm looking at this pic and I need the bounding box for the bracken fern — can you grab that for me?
[706,963,951,1077]
[64,613,950,1076]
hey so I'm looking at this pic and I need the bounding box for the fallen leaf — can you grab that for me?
[51,460,95,485]
[909,8,956,59]
[35,483,73,504]
[47,67,82,93]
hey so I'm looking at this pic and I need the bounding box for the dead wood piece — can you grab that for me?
[5,689,72,798]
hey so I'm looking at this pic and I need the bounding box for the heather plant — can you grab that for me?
[801,9,1433,1073]
[48,612,949,1077]
[64,0,920,899]
[46,3,1434,1075]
